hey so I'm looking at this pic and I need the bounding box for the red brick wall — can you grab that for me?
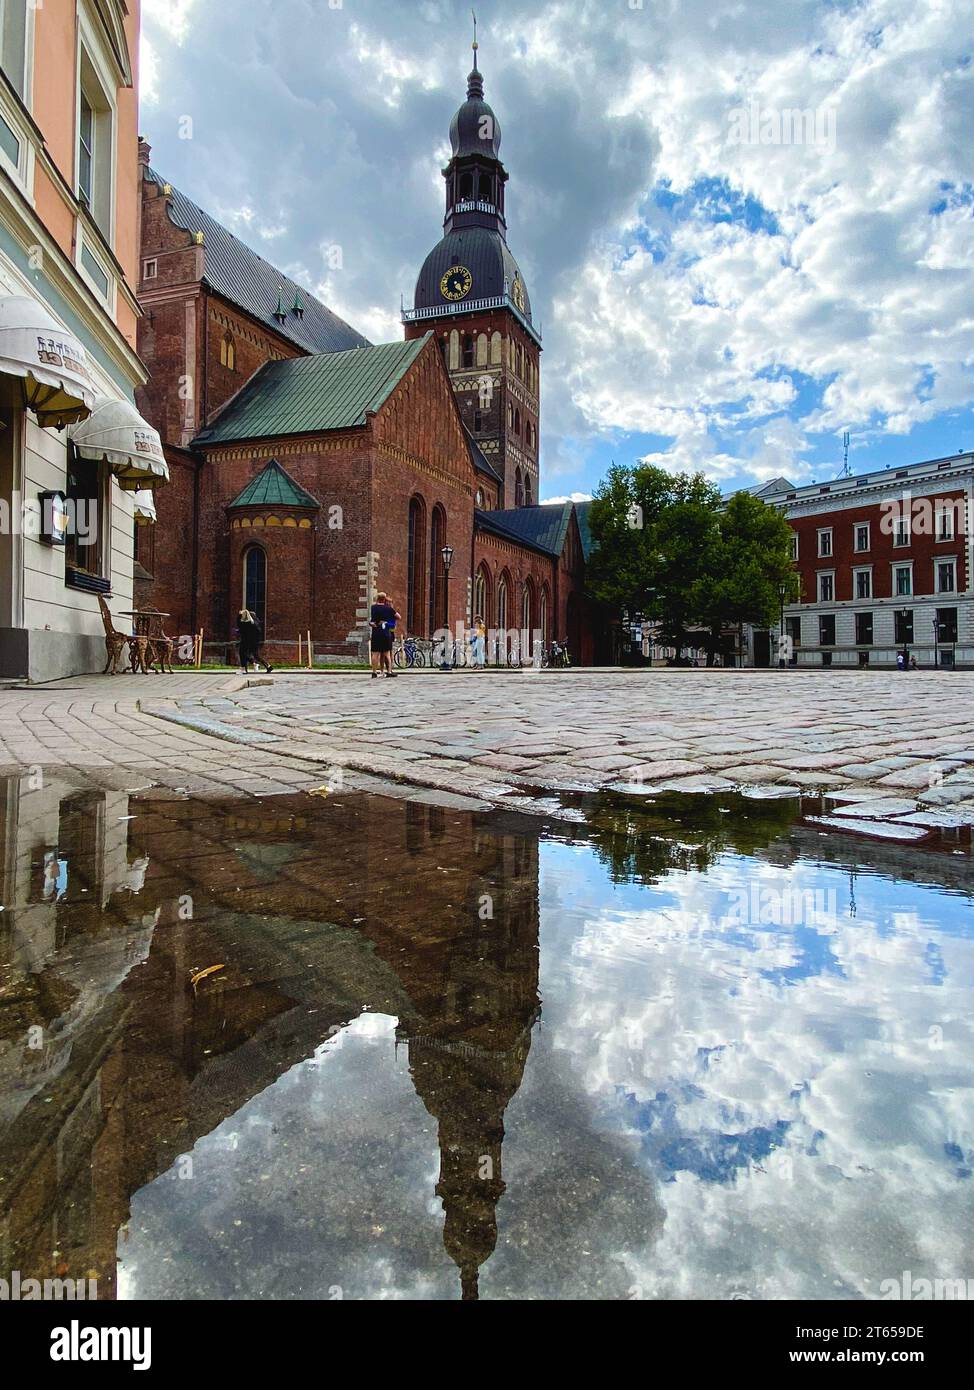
[133,445,199,642]
[790,488,967,601]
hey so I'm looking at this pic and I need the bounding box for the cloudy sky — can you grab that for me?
[140,0,974,501]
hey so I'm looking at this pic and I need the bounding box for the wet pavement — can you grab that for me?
[0,773,971,1300]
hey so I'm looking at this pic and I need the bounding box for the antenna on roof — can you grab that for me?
[836,429,852,478]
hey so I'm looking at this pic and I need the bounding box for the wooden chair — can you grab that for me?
[97,595,139,675]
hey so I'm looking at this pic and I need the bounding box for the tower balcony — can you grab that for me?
[402,294,542,347]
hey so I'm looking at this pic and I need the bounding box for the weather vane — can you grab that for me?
[472,9,478,57]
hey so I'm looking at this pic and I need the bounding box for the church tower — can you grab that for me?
[403,32,541,509]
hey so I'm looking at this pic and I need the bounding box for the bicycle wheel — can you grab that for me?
[394,647,404,668]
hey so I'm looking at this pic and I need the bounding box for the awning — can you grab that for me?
[68,396,169,490]
[0,294,95,427]
[133,489,157,525]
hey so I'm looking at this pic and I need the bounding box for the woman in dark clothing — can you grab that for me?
[237,609,273,673]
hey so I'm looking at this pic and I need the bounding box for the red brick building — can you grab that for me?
[135,47,592,665]
[744,457,974,668]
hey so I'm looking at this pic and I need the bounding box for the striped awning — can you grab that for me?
[68,396,168,490]
[0,294,95,427]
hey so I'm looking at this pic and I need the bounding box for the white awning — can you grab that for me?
[0,294,96,427]
[68,396,169,490]
[133,488,157,525]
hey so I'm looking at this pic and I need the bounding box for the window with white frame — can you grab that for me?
[0,0,29,101]
[77,45,114,237]
[817,528,833,558]
[894,563,913,597]
[818,571,835,602]
[854,522,870,552]
[790,533,799,562]
[893,514,911,547]
[854,567,872,599]
[936,506,956,542]
[143,258,158,280]
[936,558,957,594]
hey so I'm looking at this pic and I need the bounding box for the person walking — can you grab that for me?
[237,609,273,674]
[370,591,400,678]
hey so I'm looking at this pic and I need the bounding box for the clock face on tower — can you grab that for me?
[440,265,473,301]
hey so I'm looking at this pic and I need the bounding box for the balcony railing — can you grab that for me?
[402,294,542,345]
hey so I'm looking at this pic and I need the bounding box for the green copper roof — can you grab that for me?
[195,338,430,446]
[227,458,320,511]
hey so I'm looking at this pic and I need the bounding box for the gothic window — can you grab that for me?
[490,331,502,364]
[516,343,523,377]
[449,329,460,369]
[497,572,509,631]
[407,495,427,635]
[474,409,483,431]
[514,408,521,436]
[429,505,446,632]
[244,546,266,629]
[540,585,550,643]
[459,171,473,199]
[515,467,524,507]
[462,334,475,368]
[474,564,491,623]
[524,472,533,506]
[476,333,488,366]
[522,579,534,631]
[478,172,492,200]
[220,333,236,371]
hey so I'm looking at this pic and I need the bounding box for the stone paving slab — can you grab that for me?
[1,670,974,827]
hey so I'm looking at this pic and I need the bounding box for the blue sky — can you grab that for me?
[140,0,974,500]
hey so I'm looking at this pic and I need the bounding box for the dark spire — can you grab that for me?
[467,9,483,98]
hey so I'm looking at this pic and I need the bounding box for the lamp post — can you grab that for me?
[778,581,787,668]
[899,608,910,670]
[932,614,939,671]
[439,545,454,671]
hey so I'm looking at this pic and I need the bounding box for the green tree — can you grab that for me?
[700,490,801,661]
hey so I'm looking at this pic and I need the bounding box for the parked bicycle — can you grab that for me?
[541,638,572,669]
[393,636,430,669]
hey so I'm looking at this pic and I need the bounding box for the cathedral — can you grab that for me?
[135,43,595,665]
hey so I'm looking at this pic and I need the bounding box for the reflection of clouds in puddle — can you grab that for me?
[120,1014,457,1301]
[540,842,974,1299]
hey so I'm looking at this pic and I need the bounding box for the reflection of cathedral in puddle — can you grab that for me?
[0,780,540,1300]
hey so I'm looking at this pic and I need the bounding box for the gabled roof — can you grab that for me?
[194,338,429,446]
[742,477,797,498]
[146,168,370,356]
[475,501,575,557]
[227,459,319,510]
[465,428,503,484]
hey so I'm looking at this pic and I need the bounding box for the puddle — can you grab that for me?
[0,775,971,1300]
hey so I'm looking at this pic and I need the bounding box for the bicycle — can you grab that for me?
[394,637,428,669]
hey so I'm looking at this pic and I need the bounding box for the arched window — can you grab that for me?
[524,472,533,506]
[474,564,491,624]
[459,171,473,199]
[475,487,485,507]
[497,572,509,631]
[514,408,521,436]
[516,343,523,377]
[522,579,534,632]
[476,333,488,366]
[407,495,427,635]
[244,546,266,629]
[429,505,446,632]
[220,333,235,370]
[449,329,460,369]
[539,585,550,644]
[478,172,492,200]
[515,467,524,508]
[490,331,502,364]
[462,334,475,368]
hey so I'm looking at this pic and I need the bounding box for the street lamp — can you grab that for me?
[932,614,939,671]
[899,608,910,670]
[777,581,787,668]
[439,545,454,671]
